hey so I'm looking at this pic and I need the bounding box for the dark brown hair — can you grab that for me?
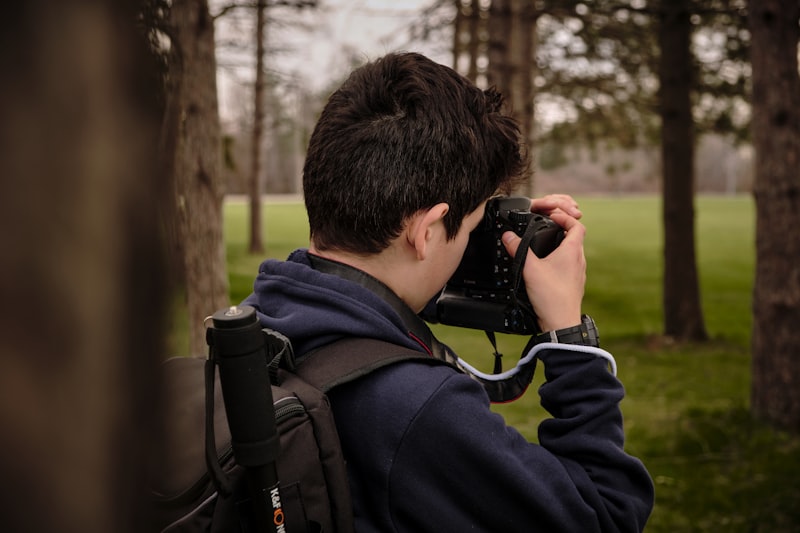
[303,52,526,254]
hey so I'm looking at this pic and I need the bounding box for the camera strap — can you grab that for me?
[450,333,538,403]
[463,216,543,401]
[485,331,504,374]
[307,253,541,403]
[456,340,617,403]
[508,217,541,325]
[308,253,455,365]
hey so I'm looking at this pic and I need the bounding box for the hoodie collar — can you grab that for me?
[307,253,452,361]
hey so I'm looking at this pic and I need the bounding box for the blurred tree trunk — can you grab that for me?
[453,0,483,84]
[657,0,708,341]
[163,0,230,356]
[509,0,536,195]
[749,0,800,431]
[467,0,482,83]
[452,0,464,71]
[0,1,169,531]
[487,0,511,91]
[249,0,266,254]
[486,0,536,194]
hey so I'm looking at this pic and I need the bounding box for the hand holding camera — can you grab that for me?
[424,195,584,334]
[501,208,586,333]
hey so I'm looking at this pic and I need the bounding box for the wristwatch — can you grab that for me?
[534,314,599,347]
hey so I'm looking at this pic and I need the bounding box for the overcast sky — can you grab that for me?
[214,0,450,123]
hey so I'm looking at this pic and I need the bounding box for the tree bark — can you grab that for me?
[509,0,536,194]
[452,0,464,72]
[249,0,266,254]
[164,0,230,356]
[453,0,483,84]
[657,0,708,341]
[0,1,168,530]
[487,0,512,91]
[467,0,482,84]
[749,0,800,431]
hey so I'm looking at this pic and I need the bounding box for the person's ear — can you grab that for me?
[407,203,449,261]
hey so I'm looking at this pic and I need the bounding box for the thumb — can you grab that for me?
[501,231,524,258]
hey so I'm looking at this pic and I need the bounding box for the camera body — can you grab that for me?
[424,196,564,334]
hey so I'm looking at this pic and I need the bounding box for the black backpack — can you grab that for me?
[151,306,446,533]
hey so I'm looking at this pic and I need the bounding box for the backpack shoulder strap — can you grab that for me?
[293,337,452,393]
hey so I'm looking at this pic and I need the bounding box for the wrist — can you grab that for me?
[537,312,582,333]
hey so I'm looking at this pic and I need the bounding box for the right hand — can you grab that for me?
[501,212,586,332]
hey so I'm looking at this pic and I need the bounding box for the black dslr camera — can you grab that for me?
[423,196,564,334]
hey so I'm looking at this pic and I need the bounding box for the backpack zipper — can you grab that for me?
[274,396,306,421]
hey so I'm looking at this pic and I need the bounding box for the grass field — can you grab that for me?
[213,194,799,531]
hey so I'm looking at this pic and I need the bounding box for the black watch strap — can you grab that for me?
[534,314,599,347]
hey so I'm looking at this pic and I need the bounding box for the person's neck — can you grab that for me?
[308,244,426,312]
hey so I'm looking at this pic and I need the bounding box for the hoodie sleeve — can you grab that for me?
[385,351,654,533]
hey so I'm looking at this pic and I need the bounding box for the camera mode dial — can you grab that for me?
[508,210,531,225]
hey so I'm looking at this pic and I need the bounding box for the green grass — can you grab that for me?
[224,201,310,305]
[217,195,799,532]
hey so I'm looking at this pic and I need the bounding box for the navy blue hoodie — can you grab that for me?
[243,249,654,532]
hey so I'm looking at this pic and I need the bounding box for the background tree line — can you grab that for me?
[0,0,796,530]
[167,0,797,428]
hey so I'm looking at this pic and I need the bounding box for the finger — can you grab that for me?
[501,231,520,258]
[548,212,586,244]
[501,230,539,262]
[530,195,582,219]
[538,194,581,218]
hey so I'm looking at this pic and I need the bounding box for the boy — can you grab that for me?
[244,52,653,532]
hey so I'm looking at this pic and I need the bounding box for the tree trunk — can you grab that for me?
[487,0,511,91]
[249,0,266,254]
[452,0,464,71]
[453,0,483,85]
[0,1,168,530]
[164,0,230,356]
[509,0,536,195]
[749,0,800,431]
[467,0,482,84]
[657,0,708,341]
[527,13,539,197]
